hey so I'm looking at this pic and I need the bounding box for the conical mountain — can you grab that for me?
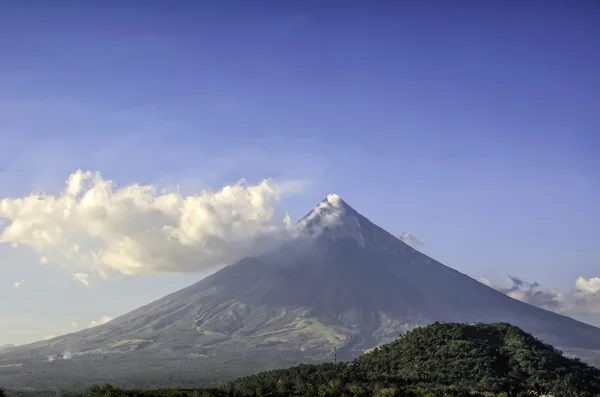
[1,195,599,390]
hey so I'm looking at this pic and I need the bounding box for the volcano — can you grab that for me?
[2,195,600,389]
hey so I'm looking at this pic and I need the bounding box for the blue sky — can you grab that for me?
[0,1,599,345]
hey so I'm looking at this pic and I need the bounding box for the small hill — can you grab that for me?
[229,322,600,396]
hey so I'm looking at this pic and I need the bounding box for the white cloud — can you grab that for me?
[13,280,24,289]
[0,170,306,278]
[39,255,49,264]
[71,321,78,329]
[73,272,90,287]
[573,277,600,315]
[398,232,423,247]
[576,277,600,295]
[487,275,600,316]
[479,278,492,287]
[88,315,112,328]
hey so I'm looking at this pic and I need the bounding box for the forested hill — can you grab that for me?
[228,322,600,396]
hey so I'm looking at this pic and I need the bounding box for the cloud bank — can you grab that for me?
[0,170,306,279]
[484,275,600,316]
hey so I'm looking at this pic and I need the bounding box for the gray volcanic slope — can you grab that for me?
[2,196,600,390]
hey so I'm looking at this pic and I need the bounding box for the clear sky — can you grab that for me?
[1,1,599,345]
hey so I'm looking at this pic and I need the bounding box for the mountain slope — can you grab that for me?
[2,195,600,390]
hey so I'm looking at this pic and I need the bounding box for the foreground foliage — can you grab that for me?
[7,323,600,397]
[225,322,600,396]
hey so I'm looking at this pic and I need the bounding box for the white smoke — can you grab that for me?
[325,193,342,207]
[296,193,345,234]
[13,280,24,289]
[0,170,306,279]
[47,351,74,362]
[398,232,423,247]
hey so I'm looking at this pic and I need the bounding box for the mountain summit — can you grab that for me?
[295,194,366,245]
[2,196,600,389]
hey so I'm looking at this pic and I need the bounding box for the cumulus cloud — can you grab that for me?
[13,280,24,289]
[485,275,600,316]
[398,232,423,247]
[573,277,600,313]
[576,277,600,295]
[0,170,307,279]
[88,315,113,328]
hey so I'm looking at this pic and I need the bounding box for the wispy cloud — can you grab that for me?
[484,275,600,316]
[73,273,90,287]
[88,315,113,328]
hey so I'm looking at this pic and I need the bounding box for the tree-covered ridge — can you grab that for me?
[6,323,600,397]
[228,322,600,396]
[360,322,600,392]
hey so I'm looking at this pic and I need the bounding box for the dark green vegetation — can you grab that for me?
[224,322,600,396]
[5,322,600,397]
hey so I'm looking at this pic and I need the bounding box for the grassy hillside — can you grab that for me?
[7,322,600,397]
